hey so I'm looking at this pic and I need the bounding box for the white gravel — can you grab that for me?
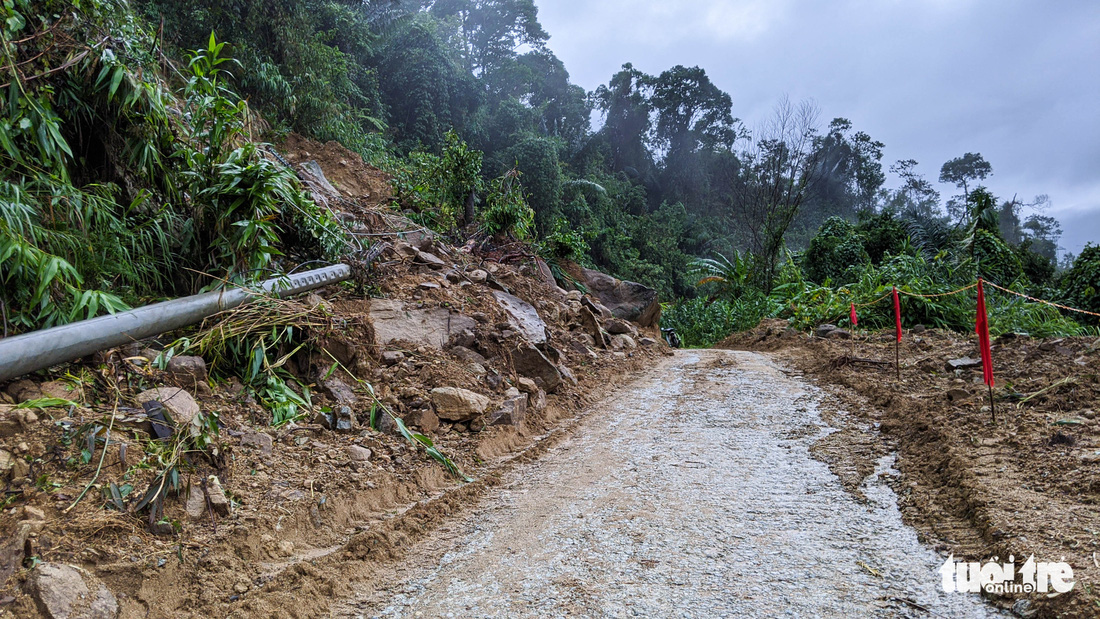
[338,350,1007,618]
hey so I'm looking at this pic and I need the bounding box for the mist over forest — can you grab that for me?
[3,0,1097,342]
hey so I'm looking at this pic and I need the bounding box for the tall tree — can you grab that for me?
[377,16,481,151]
[648,65,741,159]
[647,65,743,209]
[939,152,992,222]
[728,98,825,293]
[886,159,941,220]
[592,63,655,180]
[429,0,548,78]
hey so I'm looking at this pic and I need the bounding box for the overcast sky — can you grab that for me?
[536,0,1100,257]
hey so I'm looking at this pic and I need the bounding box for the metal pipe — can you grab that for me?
[0,264,351,382]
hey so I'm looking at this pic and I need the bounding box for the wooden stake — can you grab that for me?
[989,384,997,422]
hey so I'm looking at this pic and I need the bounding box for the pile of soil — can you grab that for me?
[0,141,664,618]
[722,320,1100,618]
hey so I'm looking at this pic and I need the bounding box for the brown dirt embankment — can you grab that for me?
[0,135,666,618]
[722,319,1100,618]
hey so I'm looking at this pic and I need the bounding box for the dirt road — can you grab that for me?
[337,350,1005,618]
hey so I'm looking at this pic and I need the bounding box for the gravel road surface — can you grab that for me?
[339,350,1005,618]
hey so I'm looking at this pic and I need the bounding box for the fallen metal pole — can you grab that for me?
[0,264,351,383]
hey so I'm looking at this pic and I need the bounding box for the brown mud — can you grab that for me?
[722,319,1100,618]
[0,136,665,618]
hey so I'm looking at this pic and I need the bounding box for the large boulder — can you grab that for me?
[579,267,660,327]
[510,344,563,393]
[430,387,491,421]
[28,563,119,619]
[492,291,548,345]
[370,299,477,350]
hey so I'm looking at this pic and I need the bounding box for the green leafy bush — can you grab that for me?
[480,169,535,240]
[391,130,483,233]
[660,291,774,348]
[1,6,344,334]
[971,229,1023,286]
[540,219,589,262]
[1059,244,1100,325]
[803,216,868,285]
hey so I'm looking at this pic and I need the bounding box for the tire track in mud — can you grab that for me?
[336,350,1007,618]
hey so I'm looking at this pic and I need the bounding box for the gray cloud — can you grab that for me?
[537,0,1100,254]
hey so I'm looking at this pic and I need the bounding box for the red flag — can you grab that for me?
[850,302,858,328]
[975,278,994,387]
[892,286,902,342]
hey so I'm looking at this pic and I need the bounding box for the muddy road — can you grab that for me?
[337,350,1005,618]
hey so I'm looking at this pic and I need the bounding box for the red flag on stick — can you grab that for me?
[976,278,996,421]
[892,286,902,378]
[976,279,994,387]
[850,303,858,327]
[892,286,902,342]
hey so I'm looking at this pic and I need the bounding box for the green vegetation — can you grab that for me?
[1,1,342,335]
[3,0,1094,355]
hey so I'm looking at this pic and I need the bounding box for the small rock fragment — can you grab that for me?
[415,251,447,269]
[205,476,231,516]
[381,351,405,366]
[346,445,372,461]
[29,563,118,619]
[166,356,208,384]
[241,431,274,454]
[945,357,982,371]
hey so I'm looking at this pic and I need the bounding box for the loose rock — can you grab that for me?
[346,445,372,461]
[205,476,231,516]
[185,486,206,520]
[241,431,274,454]
[40,380,81,402]
[430,387,491,421]
[28,563,118,619]
[945,357,982,371]
[415,251,447,269]
[381,351,405,366]
[488,395,527,426]
[610,334,637,350]
[510,345,564,393]
[492,291,549,345]
[135,388,200,428]
[370,299,477,350]
[578,267,660,327]
[5,379,41,403]
[322,379,357,405]
[604,318,637,336]
[166,356,208,385]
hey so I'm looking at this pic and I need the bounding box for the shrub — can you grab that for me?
[1059,244,1100,325]
[802,216,868,285]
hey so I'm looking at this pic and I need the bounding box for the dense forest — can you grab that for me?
[2,0,1097,344]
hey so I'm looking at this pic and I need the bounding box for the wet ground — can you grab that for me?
[338,350,1006,618]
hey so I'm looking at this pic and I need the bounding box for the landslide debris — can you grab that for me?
[0,136,666,618]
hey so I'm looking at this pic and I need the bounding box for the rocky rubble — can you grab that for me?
[0,136,667,617]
